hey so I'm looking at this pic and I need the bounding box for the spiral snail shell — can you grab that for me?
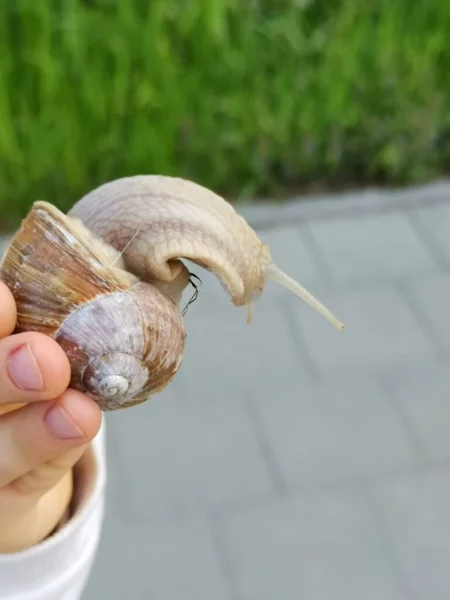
[0,175,343,411]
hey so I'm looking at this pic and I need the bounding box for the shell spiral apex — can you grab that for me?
[0,174,343,411]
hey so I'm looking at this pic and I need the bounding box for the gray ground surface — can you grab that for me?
[4,181,450,599]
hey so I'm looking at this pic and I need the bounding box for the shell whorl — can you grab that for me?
[55,282,185,410]
[90,373,131,398]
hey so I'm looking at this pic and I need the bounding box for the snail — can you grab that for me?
[0,175,343,411]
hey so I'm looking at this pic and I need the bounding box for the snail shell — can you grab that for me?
[0,201,185,411]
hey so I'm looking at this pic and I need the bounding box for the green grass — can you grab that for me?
[0,0,449,228]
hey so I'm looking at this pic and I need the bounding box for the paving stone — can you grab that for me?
[411,203,450,263]
[248,375,417,487]
[181,298,312,387]
[290,285,435,376]
[406,272,450,351]
[273,180,450,226]
[83,508,231,600]
[374,469,450,600]
[385,359,450,461]
[104,372,275,523]
[219,489,406,600]
[307,212,438,284]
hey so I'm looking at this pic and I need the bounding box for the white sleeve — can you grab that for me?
[0,421,107,600]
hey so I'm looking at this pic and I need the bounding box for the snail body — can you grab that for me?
[0,175,343,411]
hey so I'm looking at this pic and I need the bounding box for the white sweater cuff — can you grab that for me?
[0,422,107,600]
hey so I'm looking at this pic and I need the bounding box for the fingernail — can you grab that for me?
[45,403,84,439]
[7,343,44,391]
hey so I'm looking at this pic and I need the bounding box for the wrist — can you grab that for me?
[0,427,106,600]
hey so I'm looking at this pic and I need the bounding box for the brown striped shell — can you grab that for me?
[0,201,186,410]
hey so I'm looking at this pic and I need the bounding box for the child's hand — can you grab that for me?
[0,281,102,553]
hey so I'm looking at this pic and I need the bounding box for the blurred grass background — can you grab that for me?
[0,0,449,229]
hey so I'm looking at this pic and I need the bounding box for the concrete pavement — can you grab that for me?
[84,184,450,600]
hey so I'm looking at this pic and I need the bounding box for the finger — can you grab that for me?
[0,403,25,417]
[0,389,101,487]
[0,281,17,338]
[0,331,71,405]
[11,445,86,499]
